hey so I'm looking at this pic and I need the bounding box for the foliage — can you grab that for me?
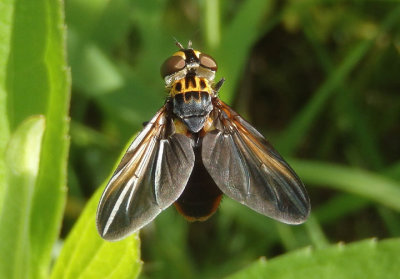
[228,239,400,279]
[1,0,400,278]
[51,176,141,279]
[0,0,70,278]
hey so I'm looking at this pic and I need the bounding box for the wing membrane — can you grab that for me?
[202,100,310,224]
[96,107,195,240]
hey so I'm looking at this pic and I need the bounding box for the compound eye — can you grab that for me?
[199,53,217,71]
[160,55,186,78]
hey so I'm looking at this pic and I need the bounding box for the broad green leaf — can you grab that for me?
[52,134,142,279]
[51,176,142,279]
[0,116,45,279]
[4,116,45,176]
[228,238,400,279]
[0,0,70,278]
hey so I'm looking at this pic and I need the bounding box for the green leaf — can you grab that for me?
[51,177,142,279]
[290,159,400,212]
[0,116,45,279]
[52,133,142,279]
[0,0,70,278]
[227,238,400,279]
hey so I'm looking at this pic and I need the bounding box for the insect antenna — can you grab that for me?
[173,37,184,49]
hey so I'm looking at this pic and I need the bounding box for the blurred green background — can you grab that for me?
[60,0,400,278]
[3,0,398,278]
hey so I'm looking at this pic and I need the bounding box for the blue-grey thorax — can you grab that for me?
[173,91,213,133]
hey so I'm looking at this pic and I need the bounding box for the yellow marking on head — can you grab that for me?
[173,51,186,59]
[193,50,201,58]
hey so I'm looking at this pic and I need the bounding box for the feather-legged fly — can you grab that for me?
[96,41,310,241]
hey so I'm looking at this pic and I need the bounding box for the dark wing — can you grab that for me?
[96,106,195,241]
[202,100,310,224]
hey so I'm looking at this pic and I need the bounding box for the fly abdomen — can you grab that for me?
[173,91,213,133]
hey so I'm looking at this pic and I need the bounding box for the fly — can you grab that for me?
[96,41,310,241]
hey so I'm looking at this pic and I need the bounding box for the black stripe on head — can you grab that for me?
[183,49,200,64]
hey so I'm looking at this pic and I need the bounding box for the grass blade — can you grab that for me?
[291,159,400,212]
[278,6,400,155]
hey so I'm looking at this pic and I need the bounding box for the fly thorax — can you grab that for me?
[171,76,214,133]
